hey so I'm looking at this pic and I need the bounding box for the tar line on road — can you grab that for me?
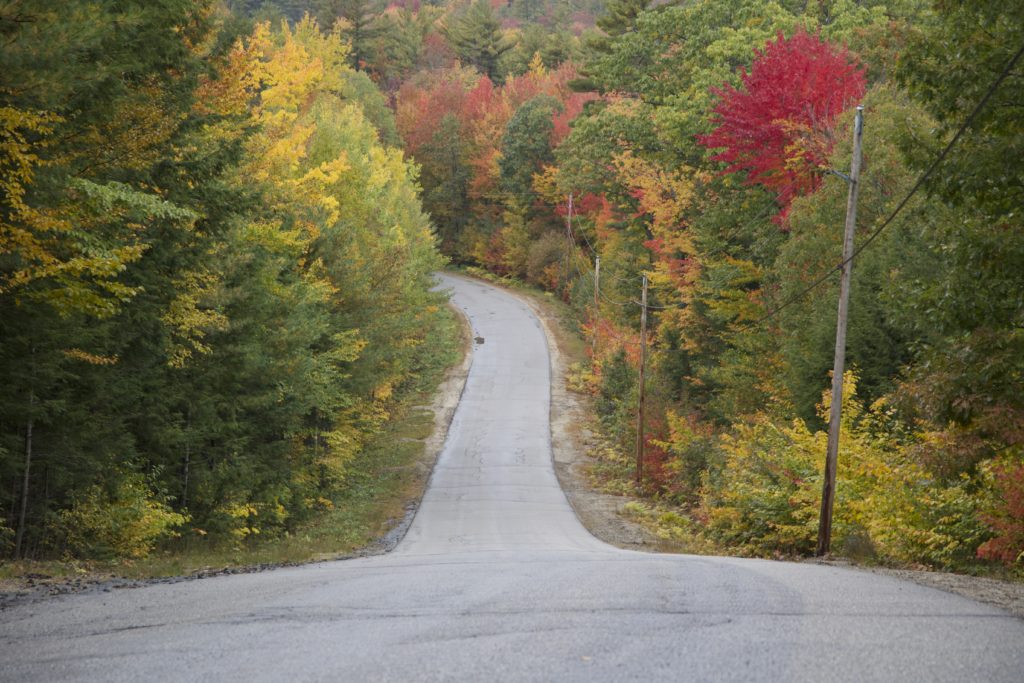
[1,273,1022,683]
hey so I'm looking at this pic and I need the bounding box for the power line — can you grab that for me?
[564,234,636,307]
[560,203,641,307]
[460,40,1024,326]
[750,41,1024,328]
[567,37,1024,324]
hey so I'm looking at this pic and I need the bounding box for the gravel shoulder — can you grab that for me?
[808,559,1024,620]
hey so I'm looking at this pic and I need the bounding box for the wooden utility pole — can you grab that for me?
[635,275,648,487]
[592,255,600,354]
[817,105,864,557]
[565,192,575,293]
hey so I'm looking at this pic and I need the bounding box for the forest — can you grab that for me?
[0,2,447,561]
[2,0,1022,575]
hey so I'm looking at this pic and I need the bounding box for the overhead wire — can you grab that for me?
[561,192,639,307]
[560,174,803,311]
[566,229,636,307]
[748,40,1024,328]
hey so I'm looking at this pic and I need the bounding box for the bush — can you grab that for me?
[698,372,994,568]
[848,457,988,569]
[596,349,637,450]
[55,474,187,560]
[655,411,719,506]
[699,414,823,556]
[525,231,567,290]
[977,457,1024,569]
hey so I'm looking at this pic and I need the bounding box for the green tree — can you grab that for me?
[419,114,472,254]
[775,85,935,424]
[316,0,384,68]
[595,0,651,42]
[443,0,516,84]
[499,95,561,202]
[891,1,1024,460]
[0,13,448,560]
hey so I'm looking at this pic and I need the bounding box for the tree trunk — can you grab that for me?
[14,395,34,559]
[182,404,192,509]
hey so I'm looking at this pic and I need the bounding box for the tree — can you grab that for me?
[595,0,651,42]
[0,0,212,314]
[360,7,426,92]
[499,95,561,202]
[1,13,448,559]
[698,30,866,220]
[395,67,479,254]
[774,85,934,424]
[316,0,384,68]
[419,114,472,254]
[891,1,1024,462]
[443,0,516,84]
[896,0,1023,218]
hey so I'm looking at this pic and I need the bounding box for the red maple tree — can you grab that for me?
[699,30,866,220]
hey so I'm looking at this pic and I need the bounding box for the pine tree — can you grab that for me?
[595,0,651,40]
[443,1,515,84]
[316,0,384,68]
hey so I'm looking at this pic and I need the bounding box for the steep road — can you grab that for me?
[1,273,1022,682]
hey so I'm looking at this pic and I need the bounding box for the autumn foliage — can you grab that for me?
[0,11,446,559]
[4,0,1022,579]
[699,31,866,219]
[977,460,1024,565]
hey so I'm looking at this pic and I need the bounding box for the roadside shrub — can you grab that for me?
[848,455,988,569]
[54,474,187,560]
[699,413,823,556]
[596,348,637,450]
[976,457,1024,569]
[654,411,719,507]
[698,372,993,567]
[525,231,567,290]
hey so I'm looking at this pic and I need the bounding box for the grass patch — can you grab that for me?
[619,501,721,555]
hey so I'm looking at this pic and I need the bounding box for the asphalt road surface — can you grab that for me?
[2,273,1022,682]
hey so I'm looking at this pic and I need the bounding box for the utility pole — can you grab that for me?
[565,192,574,294]
[635,275,648,487]
[592,255,600,354]
[817,105,864,557]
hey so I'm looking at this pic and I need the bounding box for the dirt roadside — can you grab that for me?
[500,283,664,551]
[495,276,1024,620]
[809,559,1024,619]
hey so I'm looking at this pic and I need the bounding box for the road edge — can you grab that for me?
[444,272,663,550]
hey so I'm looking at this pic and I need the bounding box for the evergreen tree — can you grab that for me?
[499,95,561,202]
[443,1,516,84]
[892,0,1024,457]
[316,0,384,67]
[595,0,652,40]
[0,11,447,560]
[419,114,472,254]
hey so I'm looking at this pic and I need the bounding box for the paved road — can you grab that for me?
[2,274,1022,682]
